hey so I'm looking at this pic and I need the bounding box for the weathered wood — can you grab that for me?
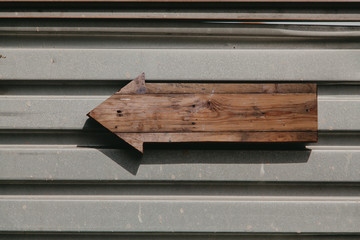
[88,73,317,153]
[90,94,317,132]
[118,82,317,94]
[117,132,318,153]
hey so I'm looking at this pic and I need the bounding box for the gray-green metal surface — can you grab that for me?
[0,16,360,239]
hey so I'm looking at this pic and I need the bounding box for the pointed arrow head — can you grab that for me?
[87,73,147,153]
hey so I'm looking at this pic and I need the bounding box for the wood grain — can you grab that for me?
[117,132,318,152]
[90,93,317,133]
[118,82,316,95]
[88,73,317,153]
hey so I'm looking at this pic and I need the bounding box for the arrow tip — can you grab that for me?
[118,72,146,94]
[116,133,144,153]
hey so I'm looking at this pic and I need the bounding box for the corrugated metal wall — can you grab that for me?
[1,2,360,239]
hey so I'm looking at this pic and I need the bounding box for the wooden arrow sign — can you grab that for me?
[88,73,317,153]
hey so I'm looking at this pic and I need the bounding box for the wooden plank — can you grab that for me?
[88,74,317,152]
[118,83,317,95]
[90,93,317,133]
[117,132,318,152]
[117,132,318,143]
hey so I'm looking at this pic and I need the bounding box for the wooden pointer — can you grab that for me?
[88,73,317,153]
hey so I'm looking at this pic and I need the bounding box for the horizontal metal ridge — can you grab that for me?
[0,199,359,233]
[1,183,359,196]
[2,23,360,37]
[2,195,360,201]
[0,148,359,182]
[1,11,360,21]
[0,49,359,81]
[1,233,360,240]
[1,36,360,50]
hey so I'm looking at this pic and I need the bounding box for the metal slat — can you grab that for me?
[0,49,359,81]
[0,148,359,182]
[1,35,360,50]
[1,234,360,240]
[1,23,360,37]
[1,11,360,20]
[1,198,359,233]
[2,235,360,240]
[2,183,360,196]
[0,10,359,238]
